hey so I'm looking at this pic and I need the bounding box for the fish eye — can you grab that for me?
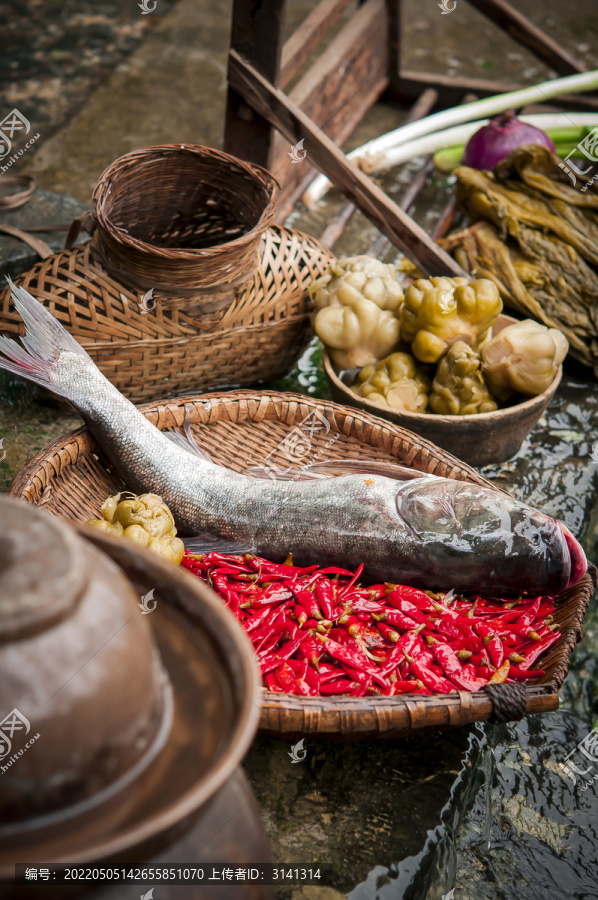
[531,532,541,546]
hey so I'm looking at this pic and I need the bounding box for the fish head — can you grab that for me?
[395,478,586,595]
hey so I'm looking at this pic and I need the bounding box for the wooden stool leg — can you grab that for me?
[224,0,288,168]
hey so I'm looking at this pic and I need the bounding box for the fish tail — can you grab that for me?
[0,279,95,400]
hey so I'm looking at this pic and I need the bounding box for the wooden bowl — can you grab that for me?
[9,390,594,741]
[323,315,562,468]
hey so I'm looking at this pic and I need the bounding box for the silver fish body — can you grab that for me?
[0,282,587,595]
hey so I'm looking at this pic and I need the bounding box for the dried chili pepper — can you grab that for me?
[182,551,562,699]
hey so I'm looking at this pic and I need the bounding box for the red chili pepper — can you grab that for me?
[428,637,462,678]
[506,623,542,640]
[337,563,364,598]
[265,672,284,692]
[318,663,347,684]
[389,680,427,694]
[320,679,357,695]
[432,602,475,635]
[294,678,313,697]
[379,629,423,676]
[317,635,374,673]
[378,622,400,643]
[275,662,299,692]
[260,637,304,674]
[244,606,278,633]
[250,583,294,606]
[403,653,456,694]
[315,578,335,619]
[477,665,495,680]
[385,592,428,624]
[386,584,434,609]
[517,631,561,670]
[304,664,321,692]
[293,586,323,620]
[183,552,559,697]
[461,663,478,680]
[383,609,421,631]
[248,557,319,577]
[350,598,387,616]
[315,566,355,577]
[350,683,368,697]
[508,665,545,681]
[474,621,504,668]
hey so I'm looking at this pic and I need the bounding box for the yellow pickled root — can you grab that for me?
[353,351,431,412]
[481,319,568,401]
[85,492,184,564]
[401,276,502,364]
[310,255,404,369]
[429,342,497,415]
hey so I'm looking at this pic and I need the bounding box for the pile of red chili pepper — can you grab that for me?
[181,551,561,697]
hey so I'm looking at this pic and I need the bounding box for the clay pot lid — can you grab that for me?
[0,498,88,641]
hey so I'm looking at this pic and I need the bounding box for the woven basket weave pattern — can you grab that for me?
[0,228,333,403]
[10,391,593,740]
[92,145,279,294]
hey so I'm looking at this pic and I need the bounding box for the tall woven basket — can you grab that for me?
[0,146,333,403]
[10,391,595,741]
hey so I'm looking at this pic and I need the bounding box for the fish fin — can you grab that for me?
[244,464,330,481]
[301,459,435,481]
[164,428,213,463]
[183,534,254,554]
[183,416,214,463]
[243,458,434,482]
[0,279,92,397]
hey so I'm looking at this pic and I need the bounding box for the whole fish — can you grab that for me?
[0,282,587,595]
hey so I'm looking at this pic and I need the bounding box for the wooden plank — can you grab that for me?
[279,0,354,87]
[272,0,389,216]
[393,70,598,113]
[465,0,584,77]
[228,49,465,277]
[223,0,288,168]
[386,0,403,92]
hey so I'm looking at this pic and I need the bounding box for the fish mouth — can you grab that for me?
[559,523,587,588]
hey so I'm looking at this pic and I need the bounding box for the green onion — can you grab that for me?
[304,71,598,205]
[433,125,596,173]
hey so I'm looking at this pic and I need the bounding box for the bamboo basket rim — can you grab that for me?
[10,390,595,740]
[91,144,280,261]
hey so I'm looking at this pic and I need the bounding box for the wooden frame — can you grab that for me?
[224,0,598,264]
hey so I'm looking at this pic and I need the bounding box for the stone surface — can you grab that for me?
[0,186,89,279]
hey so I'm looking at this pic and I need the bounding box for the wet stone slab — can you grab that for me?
[0,187,89,280]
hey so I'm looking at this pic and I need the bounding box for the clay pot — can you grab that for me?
[0,497,170,822]
[0,497,263,890]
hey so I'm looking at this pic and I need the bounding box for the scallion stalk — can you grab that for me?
[303,71,598,205]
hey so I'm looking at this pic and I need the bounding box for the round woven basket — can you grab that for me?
[10,391,594,741]
[0,145,333,403]
[91,145,279,301]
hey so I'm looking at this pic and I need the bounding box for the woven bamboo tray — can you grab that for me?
[10,391,595,741]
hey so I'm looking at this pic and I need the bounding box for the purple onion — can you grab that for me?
[462,110,555,170]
